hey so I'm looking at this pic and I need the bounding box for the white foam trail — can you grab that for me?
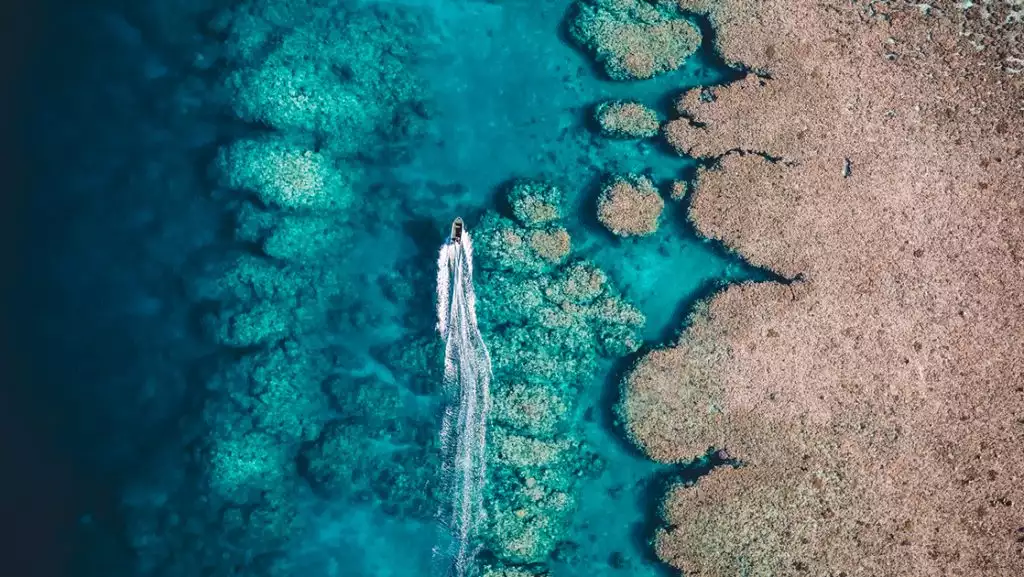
[433,231,492,577]
[436,244,452,336]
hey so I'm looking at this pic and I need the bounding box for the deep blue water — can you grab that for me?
[6,1,764,576]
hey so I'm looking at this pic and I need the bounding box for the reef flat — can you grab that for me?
[622,1,1024,576]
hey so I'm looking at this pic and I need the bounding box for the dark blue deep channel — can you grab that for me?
[4,1,769,577]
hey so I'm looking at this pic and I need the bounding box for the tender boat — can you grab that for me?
[450,217,464,244]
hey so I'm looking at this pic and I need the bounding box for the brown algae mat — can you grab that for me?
[621,1,1024,576]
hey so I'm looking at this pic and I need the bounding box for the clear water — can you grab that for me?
[17,1,765,576]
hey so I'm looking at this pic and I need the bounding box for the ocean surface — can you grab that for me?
[9,1,768,576]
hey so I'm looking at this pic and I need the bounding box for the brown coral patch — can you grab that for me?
[528,228,571,263]
[669,180,687,200]
[624,1,1024,576]
[517,200,560,227]
[570,0,702,80]
[596,100,660,139]
[606,20,700,80]
[597,176,665,237]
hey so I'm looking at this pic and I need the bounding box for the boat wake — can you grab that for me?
[432,226,492,577]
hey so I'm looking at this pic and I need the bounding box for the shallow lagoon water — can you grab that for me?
[20,1,763,576]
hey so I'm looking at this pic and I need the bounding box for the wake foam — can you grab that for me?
[432,231,492,577]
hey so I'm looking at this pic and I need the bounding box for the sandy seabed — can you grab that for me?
[623,1,1024,575]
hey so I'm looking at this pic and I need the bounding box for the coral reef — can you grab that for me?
[106,1,439,575]
[622,2,1024,576]
[206,429,292,502]
[481,263,644,371]
[190,253,346,348]
[474,213,573,274]
[299,416,439,519]
[596,174,664,237]
[483,424,604,565]
[381,334,445,396]
[669,180,687,200]
[214,2,423,155]
[476,180,575,270]
[216,135,354,212]
[568,0,701,80]
[526,228,571,263]
[492,382,569,440]
[474,181,644,565]
[51,0,879,574]
[508,180,564,227]
[235,203,352,263]
[594,100,660,139]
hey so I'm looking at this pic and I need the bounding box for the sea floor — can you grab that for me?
[21,1,763,576]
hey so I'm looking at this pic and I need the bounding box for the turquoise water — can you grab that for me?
[19,1,766,576]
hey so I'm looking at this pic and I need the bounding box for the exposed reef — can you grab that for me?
[567,0,701,80]
[594,100,660,139]
[621,1,1024,576]
[596,174,664,237]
